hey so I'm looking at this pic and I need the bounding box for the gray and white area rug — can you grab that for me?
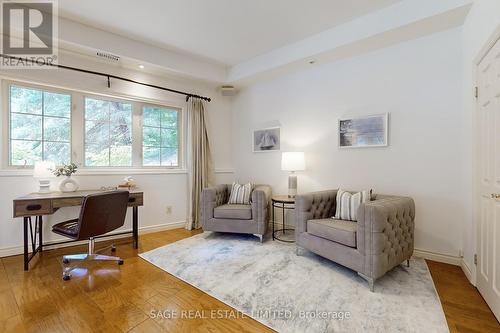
[140,232,449,333]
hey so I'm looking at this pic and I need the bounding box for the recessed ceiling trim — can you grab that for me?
[227,0,472,83]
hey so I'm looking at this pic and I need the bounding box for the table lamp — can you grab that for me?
[33,161,55,193]
[281,152,305,198]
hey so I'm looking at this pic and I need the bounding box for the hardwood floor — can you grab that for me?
[427,260,500,333]
[0,229,498,333]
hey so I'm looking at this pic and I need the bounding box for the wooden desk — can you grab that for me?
[13,189,144,271]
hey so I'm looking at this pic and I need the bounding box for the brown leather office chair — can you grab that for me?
[52,190,129,280]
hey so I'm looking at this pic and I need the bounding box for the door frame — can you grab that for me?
[473,24,500,286]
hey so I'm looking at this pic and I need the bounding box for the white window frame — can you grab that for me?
[141,104,182,168]
[83,94,134,168]
[1,79,186,172]
[4,81,73,167]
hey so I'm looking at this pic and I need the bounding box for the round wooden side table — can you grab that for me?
[271,195,296,243]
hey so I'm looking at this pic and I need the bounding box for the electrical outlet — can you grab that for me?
[166,206,172,215]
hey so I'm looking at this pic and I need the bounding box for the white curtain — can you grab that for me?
[186,98,214,230]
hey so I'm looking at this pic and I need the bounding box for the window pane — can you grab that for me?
[143,147,160,166]
[161,148,178,166]
[161,128,178,147]
[110,146,132,166]
[142,106,180,167]
[110,110,132,146]
[111,123,132,146]
[143,107,160,127]
[86,120,109,146]
[44,142,70,165]
[160,109,178,128]
[11,140,42,165]
[10,113,42,140]
[143,126,161,146]
[84,97,132,167]
[10,86,42,114]
[44,117,70,142]
[9,85,71,166]
[85,144,109,166]
[85,98,109,121]
[110,101,132,116]
[43,91,71,117]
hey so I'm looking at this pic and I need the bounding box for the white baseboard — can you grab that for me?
[414,249,477,285]
[461,259,476,286]
[0,221,186,258]
[413,248,461,266]
[138,221,186,235]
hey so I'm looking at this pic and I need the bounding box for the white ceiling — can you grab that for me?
[58,0,401,66]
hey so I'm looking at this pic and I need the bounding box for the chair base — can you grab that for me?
[62,238,123,280]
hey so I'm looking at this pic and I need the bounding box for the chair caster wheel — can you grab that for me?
[63,274,71,281]
[63,258,70,264]
[111,247,116,253]
[118,260,124,265]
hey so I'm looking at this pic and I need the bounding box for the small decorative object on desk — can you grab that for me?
[118,176,137,190]
[52,163,79,193]
[34,161,56,193]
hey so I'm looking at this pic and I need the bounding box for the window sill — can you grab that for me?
[0,168,188,177]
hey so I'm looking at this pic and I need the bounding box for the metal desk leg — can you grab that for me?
[133,207,138,249]
[23,217,29,271]
[38,216,43,253]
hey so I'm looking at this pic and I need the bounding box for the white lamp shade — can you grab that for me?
[33,161,55,179]
[281,152,305,171]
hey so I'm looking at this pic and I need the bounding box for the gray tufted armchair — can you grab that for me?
[295,190,415,291]
[201,184,272,242]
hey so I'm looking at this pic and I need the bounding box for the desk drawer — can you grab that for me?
[14,200,52,217]
[52,198,83,208]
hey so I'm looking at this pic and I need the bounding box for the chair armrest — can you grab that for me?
[251,185,272,223]
[357,196,415,279]
[295,190,338,238]
[201,185,229,224]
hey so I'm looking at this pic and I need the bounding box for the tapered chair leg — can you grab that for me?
[358,273,375,292]
[407,259,410,268]
[253,234,263,243]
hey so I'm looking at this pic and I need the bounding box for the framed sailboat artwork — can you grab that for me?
[253,127,280,152]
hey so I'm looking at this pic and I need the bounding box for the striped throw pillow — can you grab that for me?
[334,189,372,221]
[228,182,253,204]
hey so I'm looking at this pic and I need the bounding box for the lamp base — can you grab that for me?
[288,173,297,198]
[38,179,51,193]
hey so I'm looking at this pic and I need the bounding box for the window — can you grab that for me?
[84,97,132,167]
[9,85,71,166]
[142,106,179,167]
[4,80,184,170]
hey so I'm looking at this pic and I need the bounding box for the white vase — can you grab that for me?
[59,176,79,192]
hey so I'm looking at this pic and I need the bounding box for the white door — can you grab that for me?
[477,36,500,322]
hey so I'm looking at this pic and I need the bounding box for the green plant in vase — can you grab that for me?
[53,163,79,192]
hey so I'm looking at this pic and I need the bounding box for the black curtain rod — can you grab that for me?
[0,54,211,102]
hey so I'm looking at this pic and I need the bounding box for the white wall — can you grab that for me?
[231,28,465,257]
[0,51,233,256]
[461,0,500,283]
